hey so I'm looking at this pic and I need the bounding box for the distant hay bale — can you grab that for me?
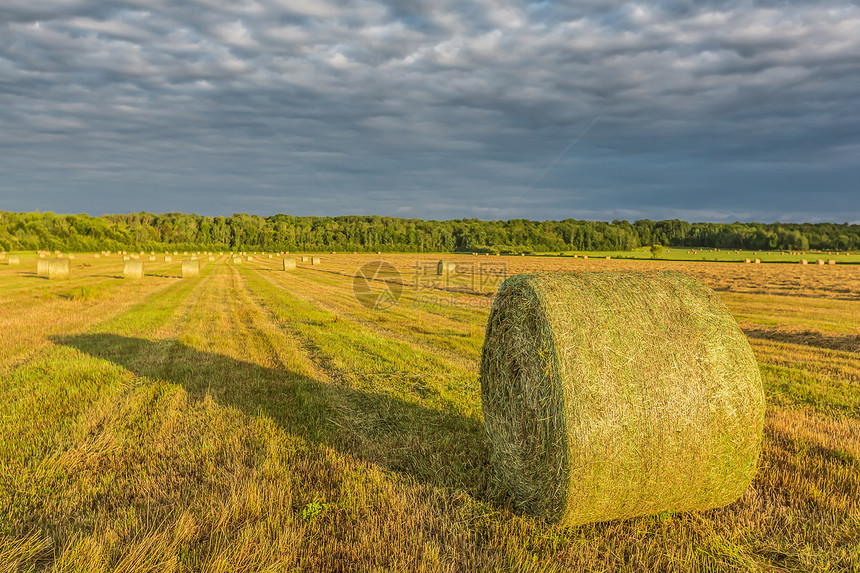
[311,257,321,265]
[94,254,100,259]
[7,255,20,265]
[605,256,611,260]
[208,255,215,261]
[480,271,765,527]
[48,259,70,280]
[437,260,457,275]
[800,259,808,265]
[828,259,836,265]
[744,258,751,263]
[173,251,178,256]
[268,254,273,259]
[165,256,173,262]
[148,255,156,262]
[283,258,296,271]
[181,260,199,278]
[37,259,50,276]
[583,255,589,260]
[123,255,131,261]
[246,256,253,261]
[301,256,310,263]
[754,259,761,264]
[233,256,243,264]
[123,260,143,279]
[816,259,825,265]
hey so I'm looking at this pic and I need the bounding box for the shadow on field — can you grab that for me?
[51,333,492,501]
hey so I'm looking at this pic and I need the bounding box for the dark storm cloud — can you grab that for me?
[0,0,858,221]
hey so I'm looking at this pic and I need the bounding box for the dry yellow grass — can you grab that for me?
[0,254,858,571]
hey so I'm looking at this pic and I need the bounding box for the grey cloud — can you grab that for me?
[0,0,858,222]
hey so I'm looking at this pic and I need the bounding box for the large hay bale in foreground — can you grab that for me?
[437,260,457,275]
[283,258,296,271]
[123,260,143,279]
[37,259,50,276]
[481,271,765,527]
[181,260,199,278]
[48,259,70,280]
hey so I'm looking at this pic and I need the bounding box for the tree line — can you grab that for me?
[1,211,858,253]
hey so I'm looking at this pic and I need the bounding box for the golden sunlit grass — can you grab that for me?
[0,253,858,571]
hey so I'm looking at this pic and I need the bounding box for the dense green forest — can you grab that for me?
[1,211,858,253]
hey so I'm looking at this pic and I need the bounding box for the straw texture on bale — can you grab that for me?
[181,260,200,278]
[311,257,321,265]
[283,258,296,271]
[123,260,143,279]
[48,259,70,280]
[437,260,457,275]
[480,271,765,527]
[37,259,50,277]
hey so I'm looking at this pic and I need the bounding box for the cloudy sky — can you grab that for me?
[1,0,858,222]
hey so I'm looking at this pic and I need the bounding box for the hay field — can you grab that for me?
[0,252,858,572]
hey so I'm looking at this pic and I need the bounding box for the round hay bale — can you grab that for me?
[744,258,751,264]
[754,259,761,264]
[301,256,310,263]
[181,260,200,278]
[123,260,143,279]
[7,255,20,265]
[37,259,50,276]
[48,259,70,280]
[311,257,321,265]
[283,258,296,271]
[233,256,243,264]
[800,259,808,265]
[816,259,825,265]
[480,271,764,527]
[164,255,172,262]
[437,260,457,275]
[828,259,836,266]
